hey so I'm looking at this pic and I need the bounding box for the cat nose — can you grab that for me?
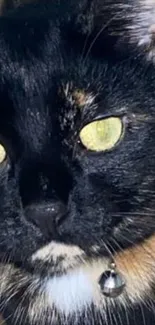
[24,201,66,237]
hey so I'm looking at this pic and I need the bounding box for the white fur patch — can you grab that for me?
[43,259,109,316]
[45,269,95,315]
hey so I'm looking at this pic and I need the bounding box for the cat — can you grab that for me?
[0,0,155,324]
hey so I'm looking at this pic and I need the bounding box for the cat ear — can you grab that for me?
[73,0,155,61]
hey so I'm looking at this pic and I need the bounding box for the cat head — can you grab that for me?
[0,1,155,324]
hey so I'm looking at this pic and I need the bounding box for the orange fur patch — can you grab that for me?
[72,89,95,108]
[72,90,89,107]
[115,235,155,301]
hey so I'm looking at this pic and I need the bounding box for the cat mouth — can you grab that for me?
[22,232,119,278]
[27,237,117,278]
[22,241,88,277]
[27,243,110,316]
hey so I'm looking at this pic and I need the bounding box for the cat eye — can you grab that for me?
[0,144,7,163]
[79,117,123,152]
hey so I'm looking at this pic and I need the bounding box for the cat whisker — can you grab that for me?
[113,211,155,217]
[81,13,119,68]
[79,33,91,70]
[13,279,41,325]
[140,304,147,325]
[100,240,115,261]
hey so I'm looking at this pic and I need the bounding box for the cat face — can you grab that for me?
[0,1,155,325]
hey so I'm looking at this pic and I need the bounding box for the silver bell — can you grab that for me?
[99,263,125,298]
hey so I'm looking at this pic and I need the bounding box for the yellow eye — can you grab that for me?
[79,117,123,152]
[0,144,6,163]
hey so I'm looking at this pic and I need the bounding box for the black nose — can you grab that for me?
[24,201,66,237]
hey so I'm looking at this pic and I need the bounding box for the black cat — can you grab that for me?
[0,1,155,324]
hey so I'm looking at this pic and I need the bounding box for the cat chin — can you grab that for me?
[28,237,155,319]
[1,237,155,324]
[28,249,154,323]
